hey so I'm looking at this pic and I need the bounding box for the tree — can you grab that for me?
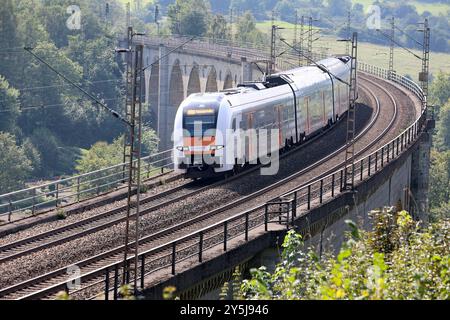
[429,150,450,209]
[64,35,123,147]
[76,137,124,174]
[240,210,450,300]
[141,125,159,156]
[0,132,33,194]
[430,72,450,107]
[435,100,450,151]
[0,76,20,134]
[234,12,267,45]
[274,1,297,23]
[207,14,229,41]
[0,0,19,83]
[167,0,211,36]
[28,127,61,177]
[22,138,42,177]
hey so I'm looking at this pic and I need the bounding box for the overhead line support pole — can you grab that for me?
[308,17,313,61]
[344,32,358,191]
[419,18,430,110]
[121,40,144,295]
[299,15,304,66]
[389,17,395,80]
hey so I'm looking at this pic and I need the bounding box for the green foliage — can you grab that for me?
[429,70,450,222]
[0,0,19,82]
[76,137,123,174]
[430,72,450,107]
[430,201,450,223]
[22,138,42,177]
[28,127,61,177]
[168,0,211,36]
[241,209,450,300]
[0,0,127,188]
[207,14,229,40]
[163,286,177,300]
[55,291,71,300]
[141,125,159,156]
[435,100,450,151]
[0,75,20,134]
[429,150,450,210]
[234,12,268,45]
[0,132,33,194]
[56,208,67,220]
[119,284,135,300]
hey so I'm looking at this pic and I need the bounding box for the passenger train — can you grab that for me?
[173,56,353,178]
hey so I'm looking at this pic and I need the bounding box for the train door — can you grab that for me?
[322,91,326,126]
[304,97,310,135]
[274,105,284,149]
[336,85,341,118]
[247,112,255,163]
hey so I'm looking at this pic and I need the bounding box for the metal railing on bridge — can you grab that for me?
[29,61,428,301]
[0,37,425,227]
[135,35,329,73]
[0,150,173,223]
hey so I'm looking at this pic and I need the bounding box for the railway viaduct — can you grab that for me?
[0,37,434,300]
[132,37,434,299]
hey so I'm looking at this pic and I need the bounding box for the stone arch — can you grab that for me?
[148,61,159,128]
[169,60,184,110]
[223,72,233,90]
[187,63,201,96]
[205,67,218,92]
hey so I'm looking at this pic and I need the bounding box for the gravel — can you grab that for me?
[0,75,420,294]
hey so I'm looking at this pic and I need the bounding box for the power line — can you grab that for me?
[0,78,122,105]
[279,38,349,86]
[17,78,122,92]
[376,28,422,60]
[24,47,130,126]
[0,85,190,113]
[0,97,122,114]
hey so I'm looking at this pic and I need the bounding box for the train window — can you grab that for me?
[183,115,217,137]
[232,118,236,131]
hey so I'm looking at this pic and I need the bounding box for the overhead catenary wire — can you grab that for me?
[24,47,131,126]
[376,28,422,60]
[0,86,193,114]
[278,38,350,86]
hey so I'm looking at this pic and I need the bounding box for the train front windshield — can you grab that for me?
[183,113,217,137]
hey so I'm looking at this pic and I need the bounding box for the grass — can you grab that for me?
[352,0,450,16]
[256,22,450,81]
[257,20,321,32]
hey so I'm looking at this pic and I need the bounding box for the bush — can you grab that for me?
[240,208,450,300]
[56,208,67,220]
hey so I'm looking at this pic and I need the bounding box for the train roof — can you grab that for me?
[183,56,351,109]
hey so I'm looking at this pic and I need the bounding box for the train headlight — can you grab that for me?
[176,146,190,152]
[209,145,224,151]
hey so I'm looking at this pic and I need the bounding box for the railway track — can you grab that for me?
[0,73,410,300]
[0,80,375,266]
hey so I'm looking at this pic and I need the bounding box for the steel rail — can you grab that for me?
[0,79,377,266]
[0,78,390,300]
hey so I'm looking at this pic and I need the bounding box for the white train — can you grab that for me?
[173,56,352,178]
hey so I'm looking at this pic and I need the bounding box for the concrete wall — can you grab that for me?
[141,125,432,299]
[305,152,413,255]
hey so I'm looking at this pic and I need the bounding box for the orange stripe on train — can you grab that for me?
[183,136,216,147]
